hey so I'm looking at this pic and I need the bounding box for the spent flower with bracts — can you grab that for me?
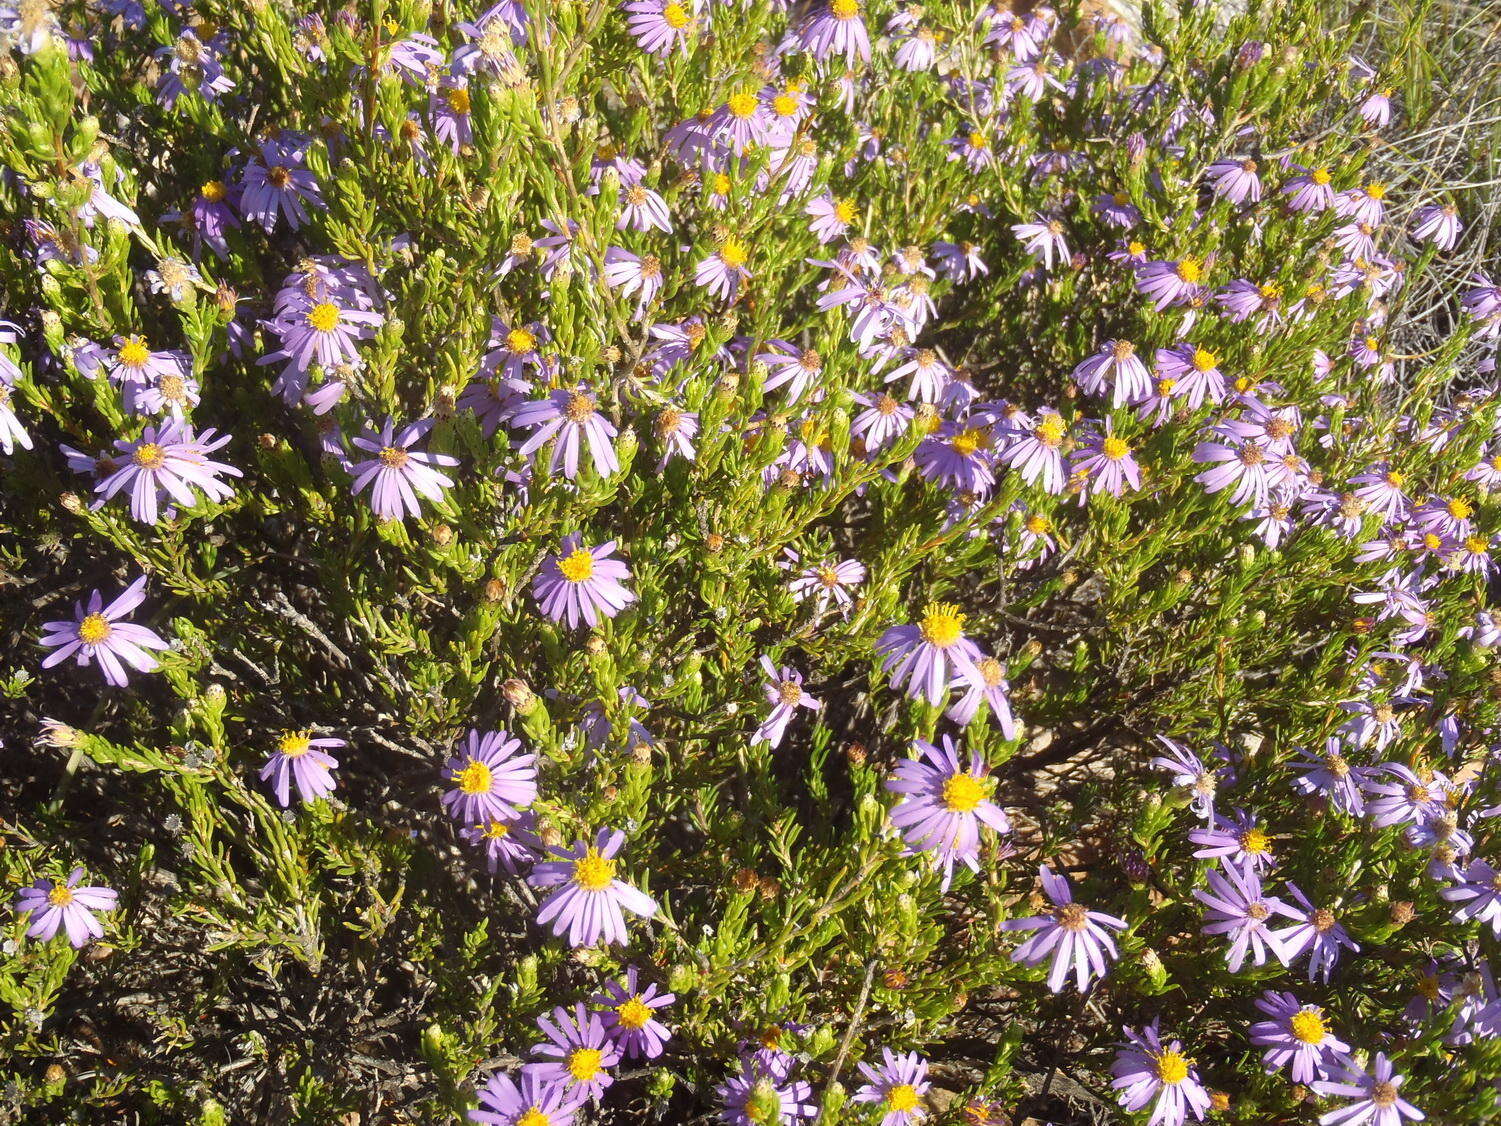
[852,1048,929,1126]
[468,1067,580,1126]
[1003,865,1127,992]
[530,828,657,947]
[13,864,115,953]
[886,736,1010,889]
[1313,1052,1424,1126]
[441,729,538,824]
[260,730,344,807]
[524,1003,622,1104]
[1110,1023,1212,1126]
[717,1053,817,1126]
[876,602,984,705]
[39,575,170,687]
[92,420,240,524]
[591,967,675,1059]
[531,534,636,628]
[348,418,458,521]
[750,655,821,749]
[1249,991,1348,1085]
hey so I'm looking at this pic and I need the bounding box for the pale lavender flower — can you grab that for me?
[1069,427,1141,500]
[852,1049,930,1126]
[618,182,673,233]
[1011,216,1069,270]
[1313,1053,1423,1126]
[1207,157,1262,204]
[511,386,620,480]
[530,828,657,946]
[623,0,695,57]
[1192,859,1296,972]
[751,656,821,749]
[13,868,117,948]
[460,813,539,876]
[260,730,344,807]
[1250,991,1348,1084]
[1188,808,1275,871]
[468,1069,579,1126]
[349,419,457,521]
[525,1004,621,1103]
[886,736,1010,888]
[1272,884,1359,982]
[1152,736,1218,819]
[531,534,636,628]
[876,602,984,705]
[1439,858,1501,937]
[718,1055,817,1125]
[1136,257,1208,311]
[1073,340,1152,407]
[238,137,324,232]
[945,655,1017,736]
[695,235,752,301]
[783,550,865,616]
[795,0,871,65]
[1410,202,1462,251]
[442,729,538,824]
[92,420,240,524]
[604,248,665,313]
[1110,1023,1211,1126]
[592,967,674,1060]
[1003,865,1126,992]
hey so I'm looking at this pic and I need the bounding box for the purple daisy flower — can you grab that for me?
[105,334,191,412]
[945,654,1017,736]
[525,1004,622,1104]
[751,656,821,749]
[915,423,996,495]
[1207,157,1262,204]
[852,1049,930,1126]
[1439,858,1501,937]
[441,729,539,824]
[886,736,1010,888]
[1152,736,1218,819]
[1272,884,1359,982]
[260,729,344,807]
[1003,865,1127,992]
[694,235,752,302]
[1192,858,1296,972]
[1110,1023,1212,1126]
[531,534,636,628]
[718,1056,817,1125]
[876,602,985,706]
[592,966,674,1060]
[349,418,458,521]
[795,0,871,65]
[1135,257,1208,311]
[1313,1053,1423,1126]
[604,248,665,314]
[39,575,170,687]
[623,0,695,57]
[1250,991,1348,1084]
[1282,162,1337,213]
[1069,428,1141,501]
[1410,202,1462,251]
[1001,410,1069,494]
[1011,217,1070,270]
[783,550,865,616]
[237,137,324,233]
[468,1068,580,1126]
[530,828,657,947]
[460,812,540,876]
[1072,340,1152,407]
[1188,808,1275,871]
[14,868,118,948]
[510,386,620,480]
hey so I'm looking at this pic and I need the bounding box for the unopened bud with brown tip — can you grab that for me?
[482,578,506,603]
[705,533,725,554]
[502,679,536,712]
[845,742,868,767]
[1390,900,1415,926]
[432,524,453,546]
[585,635,607,657]
[60,492,84,514]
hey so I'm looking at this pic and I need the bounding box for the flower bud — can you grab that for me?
[502,678,536,712]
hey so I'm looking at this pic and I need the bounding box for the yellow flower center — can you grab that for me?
[1289,1009,1326,1044]
[1128,240,1146,257]
[941,772,988,813]
[306,303,340,332]
[117,337,151,367]
[1191,348,1218,372]
[831,0,860,17]
[132,443,166,470]
[886,1084,920,1112]
[712,172,732,195]
[772,93,799,117]
[918,602,965,647]
[1311,167,1332,185]
[1447,498,1474,520]
[482,820,510,839]
[727,92,758,119]
[200,179,227,202]
[950,428,985,457]
[77,613,112,645]
[778,681,804,706]
[445,86,471,114]
[1175,257,1203,284]
[507,327,537,354]
[1025,513,1052,535]
[663,1,690,28]
[574,848,617,891]
[1365,182,1386,200]
[557,548,595,583]
[567,1047,604,1082]
[1240,828,1269,853]
[834,198,857,224]
[1155,1050,1190,1085]
[563,391,596,422]
[616,996,653,1030]
[47,885,75,907]
[279,731,312,757]
[1035,415,1066,447]
[968,130,988,150]
[719,237,749,268]
[454,758,493,795]
[1101,436,1130,460]
[378,446,409,469]
[516,1110,551,1126]
[1371,1082,1398,1108]
[1465,535,1489,554]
